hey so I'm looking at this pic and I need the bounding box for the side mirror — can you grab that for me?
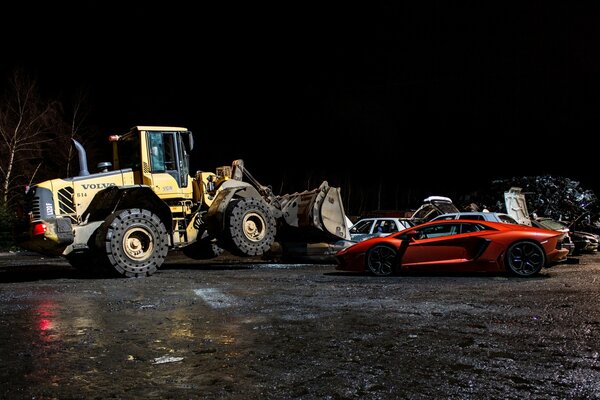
[187,131,194,151]
[182,131,194,153]
[402,231,419,241]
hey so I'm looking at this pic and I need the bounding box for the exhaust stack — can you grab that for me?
[71,139,90,177]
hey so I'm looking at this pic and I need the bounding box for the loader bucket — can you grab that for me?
[276,181,350,242]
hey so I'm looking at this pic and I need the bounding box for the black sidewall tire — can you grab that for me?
[366,245,398,276]
[222,198,276,256]
[98,208,169,277]
[505,240,545,277]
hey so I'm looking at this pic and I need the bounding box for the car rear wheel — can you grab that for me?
[366,245,398,276]
[505,241,545,277]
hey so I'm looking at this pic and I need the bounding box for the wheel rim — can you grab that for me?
[122,227,154,262]
[243,212,266,242]
[507,242,544,275]
[367,246,396,276]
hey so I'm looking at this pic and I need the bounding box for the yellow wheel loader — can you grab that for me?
[16,126,350,277]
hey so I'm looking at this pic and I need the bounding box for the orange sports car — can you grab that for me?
[335,219,570,277]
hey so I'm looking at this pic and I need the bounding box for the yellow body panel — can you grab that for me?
[35,170,136,222]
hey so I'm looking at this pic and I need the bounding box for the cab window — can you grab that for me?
[149,132,177,172]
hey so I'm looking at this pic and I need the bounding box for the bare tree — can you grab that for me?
[0,69,56,207]
[50,89,94,178]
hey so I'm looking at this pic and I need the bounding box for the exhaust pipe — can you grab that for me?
[71,139,90,177]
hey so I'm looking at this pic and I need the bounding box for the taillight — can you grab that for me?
[32,222,47,236]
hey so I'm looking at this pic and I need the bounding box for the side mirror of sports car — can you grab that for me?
[402,231,419,242]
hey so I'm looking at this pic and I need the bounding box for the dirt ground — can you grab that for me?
[1,250,600,399]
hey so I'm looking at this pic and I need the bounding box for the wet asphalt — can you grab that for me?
[1,251,600,399]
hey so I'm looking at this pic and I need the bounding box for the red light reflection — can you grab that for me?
[35,301,57,340]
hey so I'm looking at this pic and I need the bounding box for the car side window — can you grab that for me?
[376,220,396,233]
[387,221,398,233]
[460,223,480,233]
[373,221,380,233]
[351,220,373,234]
[400,220,413,229]
[417,223,460,239]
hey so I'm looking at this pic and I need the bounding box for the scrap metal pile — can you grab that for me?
[461,175,598,228]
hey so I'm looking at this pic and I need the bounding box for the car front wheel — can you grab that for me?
[505,241,545,277]
[366,245,398,276]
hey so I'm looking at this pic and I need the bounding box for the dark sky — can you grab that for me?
[3,2,600,208]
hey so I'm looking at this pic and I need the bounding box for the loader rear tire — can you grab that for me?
[96,208,169,277]
[221,198,276,256]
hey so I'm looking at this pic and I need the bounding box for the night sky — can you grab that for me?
[2,2,600,211]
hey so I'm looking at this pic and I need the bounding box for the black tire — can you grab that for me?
[505,240,545,277]
[366,245,398,276]
[96,208,169,277]
[220,198,276,256]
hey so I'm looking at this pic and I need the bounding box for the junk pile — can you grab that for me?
[461,175,598,227]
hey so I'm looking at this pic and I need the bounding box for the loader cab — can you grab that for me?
[112,126,194,200]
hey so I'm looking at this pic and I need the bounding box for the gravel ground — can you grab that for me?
[0,251,599,399]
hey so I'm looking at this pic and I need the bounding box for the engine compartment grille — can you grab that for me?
[25,193,41,220]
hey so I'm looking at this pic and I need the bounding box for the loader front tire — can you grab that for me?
[221,198,276,256]
[96,208,169,277]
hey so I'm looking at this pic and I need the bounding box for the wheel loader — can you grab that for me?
[16,126,350,277]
